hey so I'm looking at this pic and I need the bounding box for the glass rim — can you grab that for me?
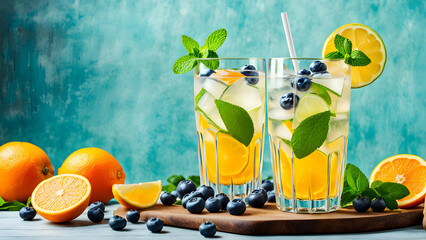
[193,57,265,61]
[269,57,345,61]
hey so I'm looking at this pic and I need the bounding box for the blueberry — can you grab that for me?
[186,197,205,214]
[197,185,215,200]
[247,189,267,208]
[160,192,177,205]
[109,215,127,230]
[280,93,299,110]
[88,207,104,222]
[240,64,259,85]
[176,180,197,199]
[297,68,311,76]
[215,193,230,210]
[19,207,36,220]
[126,209,140,223]
[146,217,164,233]
[199,221,217,237]
[89,201,105,212]
[261,180,274,192]
[170,191,178,198]
[227,198,246,215]
[182,191,203,209]
[267,190,276,202]
[291,77,311,91]
[205,197,222,213]
[371,198,387,212]
[353,196,371,213]
[309,60,327,72]
[200,69,216,77]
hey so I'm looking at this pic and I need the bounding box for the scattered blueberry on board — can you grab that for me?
[176,180,197,199]
[126,209,140,223]
[353,196,371,213]
[160,192,177,205]
[182,191,203,209]
[19,207,36,221]
[280,93,299,110]
[199,221,217,237]
[371,198,387,212]
[197,185,215,200]
[240,64,259,85]
[109,215,127,230]
[87,207,104,223]
[186,197,205,214]
[205,197,222,213]
[247,189,267,208]
[261,180,274,192]
[146,218,164,233]
[309,60,327,72]
[227,198,246,215]
[89,201,105,212]
[297,68,311,76]
[267,190,276,203]
[200,69,216,77]
[291,77,311,91]
[215,193,230,210]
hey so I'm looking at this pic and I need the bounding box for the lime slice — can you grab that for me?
[295,94,330,123]
[322,23,386,88]
[311,77,345,97]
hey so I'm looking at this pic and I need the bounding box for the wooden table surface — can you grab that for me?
[0,201,424,240]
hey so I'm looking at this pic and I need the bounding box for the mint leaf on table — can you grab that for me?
[341,188,359,207]
[290,111,331,159]
[215,99,254,147]
[0,201,25,211]
[345,163,369,194]
[325,34,371,67]
[372,181,410,210]
[348,50,371,66]
[26,197,31,207]
[182,35,200,53]
[205,28,227,51]
[0,196,5,206]
[167,175,185,186]
[187,175,200,187]
[172,55,198,74]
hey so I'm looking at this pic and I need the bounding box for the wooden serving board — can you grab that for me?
[113,203,423,235]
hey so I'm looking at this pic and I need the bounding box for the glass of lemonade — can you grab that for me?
[194,58,266,199]
[268,58,350,213]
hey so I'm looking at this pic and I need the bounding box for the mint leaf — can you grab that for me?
[348,50,371,66]
[310,83,331,105]
[362,188,379,200]
[291,111,331,158]
[375,182,410,200]
[26,197,31,207]
[371,180,384,189]
[325,51,344,59]
[215,99,254,146]
[201,51,219,70]
[0,201,25,211]
[341,189,358,207]
[343,39,352,55]
[382,195,398,210]
[167,175,185,186]
[265,176,273,180]
[174,199,182,205]
[0,196,5,206]
[344,163,369,194]
[205,28,227,51]
[334,34,346,54]
[279,137,291,146]
[187,175,200,187]
[182,35,200,53]
[162,184,176,193]
[173,55,198,74]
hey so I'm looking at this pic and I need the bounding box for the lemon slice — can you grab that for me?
[295,94,329,123]
[112,180,162,209]
[322,23,387,88]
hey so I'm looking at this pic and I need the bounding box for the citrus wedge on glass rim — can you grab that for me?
[112,180,162,209]
[322,23,387,88]
[370,154,426,208]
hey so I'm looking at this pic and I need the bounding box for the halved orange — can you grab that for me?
[370,154,426,208]
[31,174,91,223]
[112,180,162,209]
[212,69,245,84]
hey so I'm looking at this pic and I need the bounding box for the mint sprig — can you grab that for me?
[291,111,331,158]
[325,34,371,67]
[173,29,227,74]
[341,163,410,210]
[0,196,30,211]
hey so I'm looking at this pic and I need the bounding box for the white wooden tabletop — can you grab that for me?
[0,202,424,240]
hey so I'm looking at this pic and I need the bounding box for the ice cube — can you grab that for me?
[311,71,332,78]
[220,78,262,111]
[311,77,345,96]
[274,123,292,141]
[197,92,227,130]
[202,77,228,99]
[268,107,293,121]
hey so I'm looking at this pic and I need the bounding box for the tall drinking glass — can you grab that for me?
[267,58,350,213]
[194,58,266,199]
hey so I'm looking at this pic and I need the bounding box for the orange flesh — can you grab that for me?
[211,70,245,84]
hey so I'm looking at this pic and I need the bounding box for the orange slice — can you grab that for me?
[112,180,162,209]
[370,154,426,208]
[31,174,91,223]
[212,69,245,84]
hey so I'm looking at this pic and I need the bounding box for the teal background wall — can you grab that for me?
[0,0,424,184]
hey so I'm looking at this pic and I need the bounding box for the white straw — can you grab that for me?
[281,12,299,73]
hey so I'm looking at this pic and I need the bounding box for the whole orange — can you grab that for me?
[0,142,54,202]
[58,147,126,203]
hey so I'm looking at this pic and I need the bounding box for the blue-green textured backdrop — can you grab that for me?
[0,0,424,184]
